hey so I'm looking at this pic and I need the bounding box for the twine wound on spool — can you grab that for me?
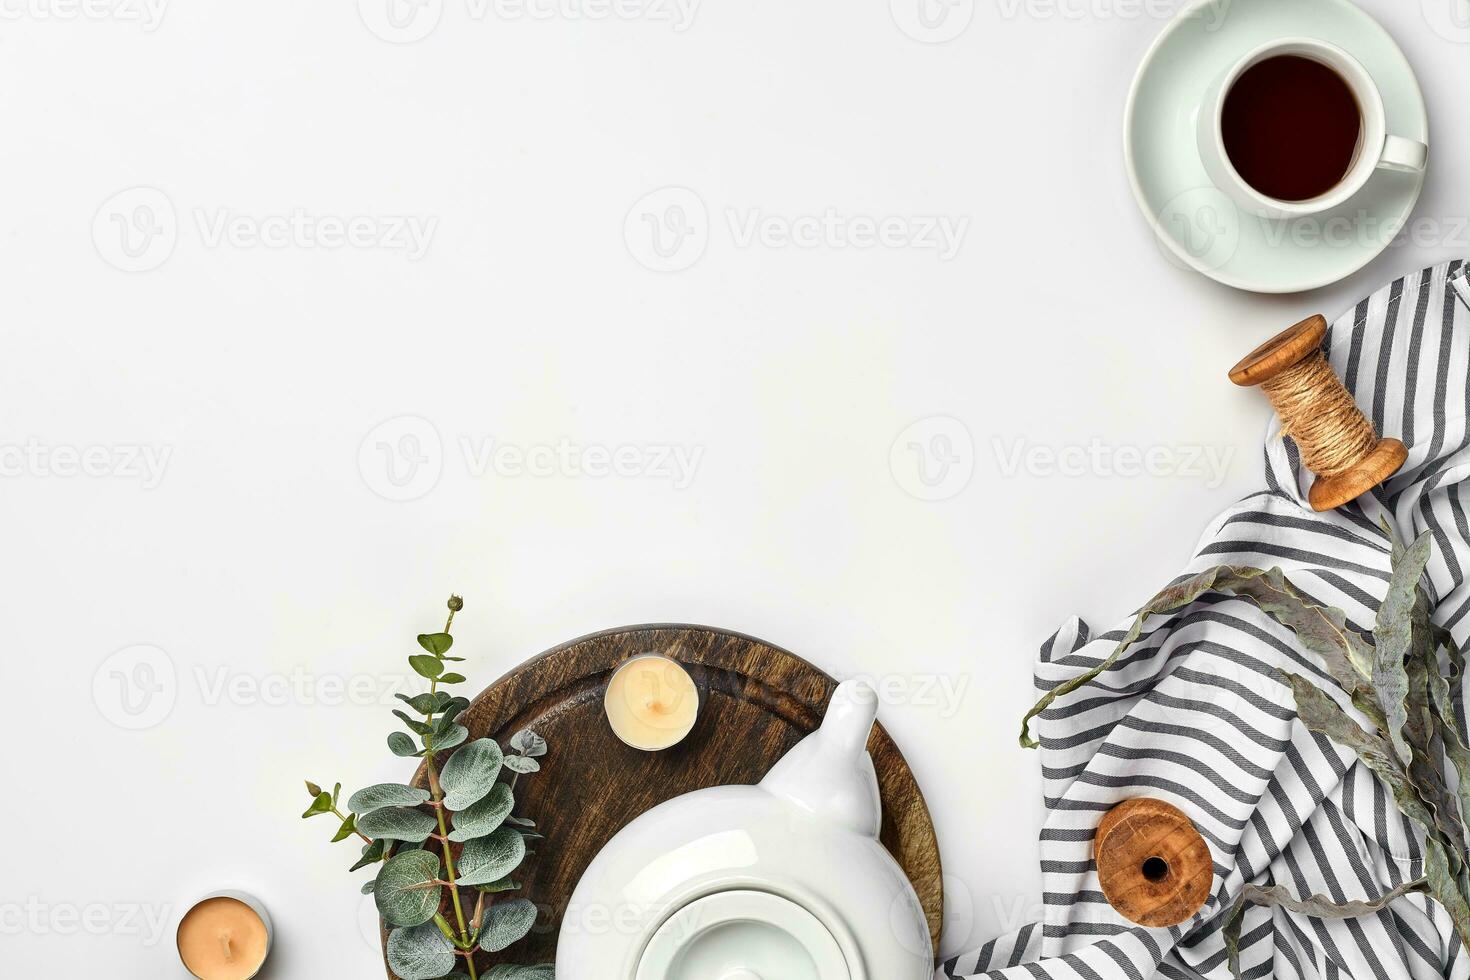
[1229,314,1407,512]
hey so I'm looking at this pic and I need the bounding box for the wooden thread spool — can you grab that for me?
[1229,314,1407,512]
[1095,798,1211,927]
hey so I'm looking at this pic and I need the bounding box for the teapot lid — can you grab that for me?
[635,891,852,980]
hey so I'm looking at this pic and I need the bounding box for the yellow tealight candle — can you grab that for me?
[177,893,272,980]
[604,653,700,751]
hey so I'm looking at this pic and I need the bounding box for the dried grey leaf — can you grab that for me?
[1021,565,1371,748]
[1223,878,1428,979]
[1373,530,1433,768]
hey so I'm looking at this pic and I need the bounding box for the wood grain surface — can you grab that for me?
[1095,797,1211,928]
[382,623,943,977]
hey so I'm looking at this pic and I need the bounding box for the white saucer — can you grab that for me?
[1124,0,1428,293]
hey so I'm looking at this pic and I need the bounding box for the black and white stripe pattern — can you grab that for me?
[942,262,1470,980]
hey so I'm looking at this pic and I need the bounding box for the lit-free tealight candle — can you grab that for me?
[605,653,700,751]
[177,893,272,980]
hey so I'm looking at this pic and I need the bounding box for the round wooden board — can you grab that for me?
[383,624,943,976]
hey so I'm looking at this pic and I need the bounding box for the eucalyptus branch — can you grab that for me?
[432,786,476,977]
[297,594,550,980]
[421,620,478,980]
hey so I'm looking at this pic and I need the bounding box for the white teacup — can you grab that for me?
[1196,37,1427,220]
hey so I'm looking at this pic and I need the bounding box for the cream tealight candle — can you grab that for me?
[177,892,272,980]
[604,653,700,751]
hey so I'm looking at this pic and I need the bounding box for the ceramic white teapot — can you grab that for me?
[556,680,934,980]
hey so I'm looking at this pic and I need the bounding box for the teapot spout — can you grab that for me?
[760,680,883,838]
[821,678,882,752]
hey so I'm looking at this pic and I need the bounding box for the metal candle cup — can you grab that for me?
[604,653,700,751]
[176,891,273,980]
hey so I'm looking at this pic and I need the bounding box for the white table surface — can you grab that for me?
[4,0,1469,974]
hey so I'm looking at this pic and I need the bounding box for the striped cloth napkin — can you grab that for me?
[943,261,1470,980]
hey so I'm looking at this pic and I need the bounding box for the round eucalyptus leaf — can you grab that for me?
[394,709,434,736]
[440,739,505,811]
[484,966,555,980]
[409,655,443,680]
[477,898,538,952]
[417,632,454,655]
[348,783,431,815]
[510,729,547,758]
[358,806,437,843]
[449,782,514,843]
[386,921,457,980]
[388,732,420,757]
[455,827,526,886]
[374,850,443,928]
[501,755,540,775]
[361,877,377,895]
[432,724,468,754]
[395,692,440,714]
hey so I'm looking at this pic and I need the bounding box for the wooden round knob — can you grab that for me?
[1095,798,1211,928]
[1228,314,1407,512]
[1228,314,1328,386]
[1307,438,1408,512]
